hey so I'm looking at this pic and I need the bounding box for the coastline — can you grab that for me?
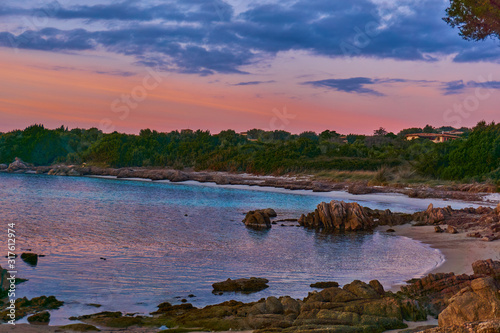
[1,172,499,332]
[2,164,498,204]
[380,224,500,291]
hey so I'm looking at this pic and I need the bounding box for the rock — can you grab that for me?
[472,259,500,280]
[310,281,339,289]
[21,253,38,266]
[0,296,63,321]
[347,183,375,195]
[415,205,453,224]
[0,164,7,170]
[243,210,272,229]
[169,170,188,182]
[343,280,382,299]
[279,296,301,315]
[58,323,101,332]
[446,226,458,234]
[467,232,482,238]
[27,311,50,325]
[422,320,500,333]
[386,228,396,232]
[67,168,81,176]
[299,200,375,232]
[7,157,28,172]
[438,277,500,327]
[212,277,269,293]
[0,265,10,293]
[265,296,284,314]
[262,208,277,217]
[482,235,497,242]
[435,226,444,233]
[369,280,385,295]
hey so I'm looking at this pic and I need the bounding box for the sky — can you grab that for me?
[0,0,499,135]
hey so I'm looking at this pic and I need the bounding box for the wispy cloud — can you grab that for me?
[232,80,275,86]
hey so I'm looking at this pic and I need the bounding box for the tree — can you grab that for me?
[374,127,387,136]
[444,0,500,41]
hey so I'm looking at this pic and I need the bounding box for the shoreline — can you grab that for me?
[2,164,498,205]
[1,172,499,332]
[379,224,500,292]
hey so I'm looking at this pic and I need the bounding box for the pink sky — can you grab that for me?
[0,0,499,135]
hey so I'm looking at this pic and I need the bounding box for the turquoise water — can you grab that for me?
[0,173,444,325]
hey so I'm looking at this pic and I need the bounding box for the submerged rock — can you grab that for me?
[310,281,339,289]
[212,277,269,293]
[21,253,38,266]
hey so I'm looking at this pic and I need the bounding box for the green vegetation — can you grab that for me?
[444,0,500,41]
[0,122,498,184]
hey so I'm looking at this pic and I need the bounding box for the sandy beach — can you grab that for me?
[381,224,500,292]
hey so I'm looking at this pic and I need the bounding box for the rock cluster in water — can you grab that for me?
[212,277,270,293]
[242,208,277,229]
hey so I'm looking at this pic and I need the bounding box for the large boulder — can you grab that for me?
[7,157,28,172]
[212,277,269,293]
[27,311,50,325]
[472,259,500,280]
[438,277,500,327]
[298,201,374,231]
[413,204,453,224]
[243,210,274,229]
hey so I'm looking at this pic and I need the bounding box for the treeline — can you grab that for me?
[0,122,498,183]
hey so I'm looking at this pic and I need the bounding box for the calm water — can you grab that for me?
[0,173,447,325]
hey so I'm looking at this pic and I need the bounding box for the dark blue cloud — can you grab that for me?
[304,78,385,96]
[442,80,500,95]
[232,80,275,86]
[0,0,499,75]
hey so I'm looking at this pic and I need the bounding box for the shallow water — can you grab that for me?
[0,173,450,325]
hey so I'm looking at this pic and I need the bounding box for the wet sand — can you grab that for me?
[380,224,500,292]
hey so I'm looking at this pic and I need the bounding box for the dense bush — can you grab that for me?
[1,123,497,183]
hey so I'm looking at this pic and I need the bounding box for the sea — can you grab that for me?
[0,172,483,325]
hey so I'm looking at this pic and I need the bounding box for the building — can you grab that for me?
[405,132,461,143]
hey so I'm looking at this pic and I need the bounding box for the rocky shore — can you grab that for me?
[1,158,497,202]
[1,160,500,332]
[2,260,499,332]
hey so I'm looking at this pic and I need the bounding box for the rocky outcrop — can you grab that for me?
[27,311,50,325]
[399,259,500,318]
[422,320,500,332]
[7,157,28,172]
[243,209,276,229]
[299,201,375,231]
[212,277,269,293]
[472,258,500,279]
[437,277,500,327]
[142,279,426,333]
[0,296,63,322]
[414,204,453,224]
[0,164,7,170]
